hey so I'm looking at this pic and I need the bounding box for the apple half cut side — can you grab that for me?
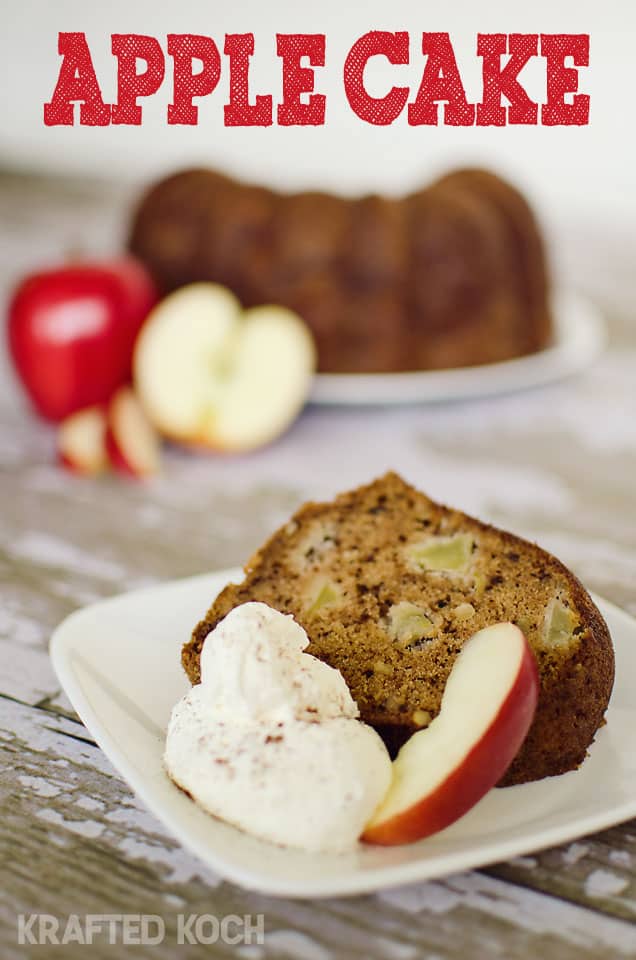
[133,283,317,453]
[362,623,539,846]
[58,406,108,475]
[106,386,161,478]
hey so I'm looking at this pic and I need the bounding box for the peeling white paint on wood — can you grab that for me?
[264,930,334,960]
[563,843,591,866]
[12,531,129,582]
[584,870,630,899]
[381,874,636,954]
[610,851,632,868]
[17,774,61,797]
[116,836,222,887]
[37,807,106,839]
[75,795,105,812]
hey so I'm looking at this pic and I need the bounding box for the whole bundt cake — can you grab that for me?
[129,167,552,373]
[182,473,614,786]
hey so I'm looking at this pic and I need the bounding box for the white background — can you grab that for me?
[1,0,634,225]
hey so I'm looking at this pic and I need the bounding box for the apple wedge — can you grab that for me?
[362,623,539,846]
[58,406,108,475]
[133,283,316,453]
[106,386,161,478]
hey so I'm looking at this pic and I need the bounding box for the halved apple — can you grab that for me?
[362,623,539,845]
[133,283,316,453]
[106,386,160,478]
[58,406,108,475]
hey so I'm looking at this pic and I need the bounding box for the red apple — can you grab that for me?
[8,258,159,421]
[106,386,160,478]
[362,623,539,846]
[58,406,108,476]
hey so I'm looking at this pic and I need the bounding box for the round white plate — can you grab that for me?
[50,568,635,899]
[310,290,606,406]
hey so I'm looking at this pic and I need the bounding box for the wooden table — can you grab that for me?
[1,170,635,958]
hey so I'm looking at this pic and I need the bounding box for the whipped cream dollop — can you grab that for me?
[164,602,392,852]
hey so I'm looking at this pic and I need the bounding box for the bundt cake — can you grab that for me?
[129,167,552,374]
[182,473,614,786]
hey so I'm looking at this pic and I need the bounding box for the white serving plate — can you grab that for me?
[50,568,635,899]
[310,290,606,406]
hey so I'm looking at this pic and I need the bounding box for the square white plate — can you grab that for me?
[50,568,636,898]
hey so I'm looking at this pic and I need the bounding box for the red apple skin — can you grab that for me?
[105,428,138,478]
[8,258,159,422]
[362,641,539,846]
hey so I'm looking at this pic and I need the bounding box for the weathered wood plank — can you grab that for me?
[0,404,300,709]
[3,371,636,710]
[487,824,636,923]
[2,697,636,960]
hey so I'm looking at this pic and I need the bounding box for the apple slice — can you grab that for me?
[362,623,539,846]
[106,386,160,478]
[58,406,108,475]
[133,283,316,452]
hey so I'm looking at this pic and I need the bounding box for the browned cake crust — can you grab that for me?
[429,169,552,358]
[129,167,552,374]
[182,473,614,786]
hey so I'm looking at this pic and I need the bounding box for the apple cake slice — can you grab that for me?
[182,472,614,785]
